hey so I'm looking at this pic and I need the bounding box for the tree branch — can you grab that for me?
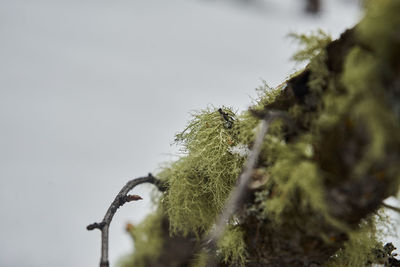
[87,173,165,267]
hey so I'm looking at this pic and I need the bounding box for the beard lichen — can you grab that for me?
[162,107,245,236]
[324,217,381,267]
[217,225,248,266]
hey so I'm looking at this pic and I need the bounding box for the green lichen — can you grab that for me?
[339,0,400,181]
[161,107,245,235]
[120,210,164,267]
[289,29,331,63]
[217,226,248,266]
[188,225,248,267]
[325,217,381,267]
[359,0,400,85]
[190,252,208,267]
[237,82,284,146]
[290,29,331,95]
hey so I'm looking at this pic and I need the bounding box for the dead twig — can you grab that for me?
[87,173,165,267]
[382,202,400,214]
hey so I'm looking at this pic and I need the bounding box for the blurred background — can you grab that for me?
[1,0,397,266]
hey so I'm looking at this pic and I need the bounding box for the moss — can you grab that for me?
[120,210,164,267]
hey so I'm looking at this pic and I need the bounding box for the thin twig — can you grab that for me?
[203,111,284,266]
[382,202,400,214]
[87,173,165,267]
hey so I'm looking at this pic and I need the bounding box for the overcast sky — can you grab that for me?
[1,0,398,266]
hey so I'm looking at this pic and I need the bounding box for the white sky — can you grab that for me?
[1,0,397,266]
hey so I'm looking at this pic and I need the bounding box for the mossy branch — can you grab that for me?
[86,173,165,267]
[108,1,400,266]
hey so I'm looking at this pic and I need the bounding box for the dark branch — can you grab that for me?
[382,202,400,214]
[87,173,165,267]
[87,222,106,231]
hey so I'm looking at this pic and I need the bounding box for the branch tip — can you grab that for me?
[88,174,164,266]
[126,194,143,202]
[87,222,105,231]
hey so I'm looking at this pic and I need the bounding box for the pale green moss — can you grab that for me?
[161,107,245,235]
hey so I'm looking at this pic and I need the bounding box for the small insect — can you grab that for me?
[218,108,234,129]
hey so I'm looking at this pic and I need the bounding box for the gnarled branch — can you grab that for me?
[87,173,165,267]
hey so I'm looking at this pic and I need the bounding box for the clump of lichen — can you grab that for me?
[161,107,245,236]
[218,225,248,266]
[289,29,331,63]
[237,81,284,145]
[318,0,400,186]
[186,225,248,267]
[290,29,331,94]
[325,217,381,267]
